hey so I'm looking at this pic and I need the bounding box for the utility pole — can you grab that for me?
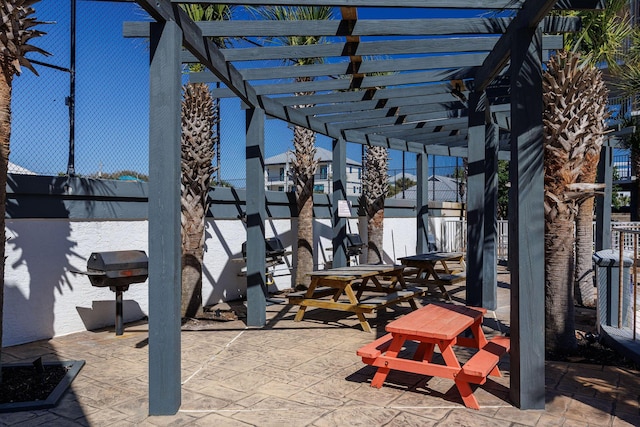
[66,0,76,176]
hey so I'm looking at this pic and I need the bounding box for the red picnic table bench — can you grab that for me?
[357,303,510,410]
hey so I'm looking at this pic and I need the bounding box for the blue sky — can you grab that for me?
[10,0,469,179]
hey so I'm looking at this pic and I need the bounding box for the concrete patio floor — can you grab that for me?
[1,267,639,426]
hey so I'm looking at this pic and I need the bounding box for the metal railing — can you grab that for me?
[432,219,509,259]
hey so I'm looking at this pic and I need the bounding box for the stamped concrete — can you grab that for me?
[1,267,639,426]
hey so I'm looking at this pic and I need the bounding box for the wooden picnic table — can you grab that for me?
[357,303,510,409]
[288,264,424,332]
[398,252,466,300]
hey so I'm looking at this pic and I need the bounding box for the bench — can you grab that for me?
[404,273,465,300]
[430,272,466,285]
[358,287,424,311]
[461,335,510,379]
[356,333,394,361]
[454,335,510,410]
[287,286,337,304]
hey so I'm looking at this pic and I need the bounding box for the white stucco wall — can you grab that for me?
[4,219,149,347]
[3,216,419,347]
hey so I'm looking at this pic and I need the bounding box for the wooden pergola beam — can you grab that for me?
[168,0,604,9]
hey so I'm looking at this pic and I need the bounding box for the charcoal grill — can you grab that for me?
[242,237,286,262]
[239,237,290,286]
[74,250,148,335]
[344,234,365,266]
[345,234,365,266]
[346,233,364,257]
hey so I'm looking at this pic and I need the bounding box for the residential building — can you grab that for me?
[264,147,363,194]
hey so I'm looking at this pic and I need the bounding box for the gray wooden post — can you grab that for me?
[483,122,499,309]
[595,140,613,251]
[466,91,485,307]
[245,107,267,327]
[416,153,429,253]
[509,25,545,410]
[332,138,348,268]
[148,20,182,416]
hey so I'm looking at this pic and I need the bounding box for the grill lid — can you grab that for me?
[87,250,148,279]
[346,234,364,248]
[242,237,286,260]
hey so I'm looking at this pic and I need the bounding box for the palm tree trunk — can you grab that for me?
[367,209,384,264]
[180,82,216,318]
[0,70,12,381]
[574,197,596,307]
[293,122,317,289]
[574,143,604,308]
[295,180,314,287]
[181,205,206,318]
[362,146,388,264]
[545,215,577,354]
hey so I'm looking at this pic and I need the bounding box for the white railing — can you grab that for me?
[438,219,467,252]
[611,222,640,254]
[432,219,509,259]
[436,219,639,342]
[498,220,509,259]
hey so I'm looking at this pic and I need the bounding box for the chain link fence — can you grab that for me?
[11,0,150,178]
[10,0,470,199]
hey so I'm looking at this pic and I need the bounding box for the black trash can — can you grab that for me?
[592,249,633,328]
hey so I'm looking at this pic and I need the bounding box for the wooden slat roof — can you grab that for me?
[130,0,605,157]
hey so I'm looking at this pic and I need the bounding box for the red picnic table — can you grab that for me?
[357,303,510,409]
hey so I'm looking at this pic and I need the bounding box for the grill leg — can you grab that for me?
[115,289,123,336]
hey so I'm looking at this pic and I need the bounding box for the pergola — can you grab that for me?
[129,0,608,415]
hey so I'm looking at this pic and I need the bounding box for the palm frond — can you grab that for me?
[562,0,632,70]
[249,6,336,66]
[180,3,236,49]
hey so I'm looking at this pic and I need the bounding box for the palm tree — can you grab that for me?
[561,0,630,308]
[0,0,49,381]
[179,4,232,318]
[253,6,335,289]
[543,50,609,355]
[362,146,389,264]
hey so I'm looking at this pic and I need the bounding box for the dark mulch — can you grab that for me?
[0,361,69,404]
[546,307,640,370]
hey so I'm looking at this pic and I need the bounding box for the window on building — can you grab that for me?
[358,168,361,179]
[319,165,328,179]
[278,186,284,192]
[313,184,325,193]
[279,167,285,181]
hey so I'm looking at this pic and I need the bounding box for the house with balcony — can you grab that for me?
[265,146,363,194]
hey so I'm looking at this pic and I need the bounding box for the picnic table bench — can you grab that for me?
[399,252,466,300]
[357,303,510,409]
[288,264,424,332]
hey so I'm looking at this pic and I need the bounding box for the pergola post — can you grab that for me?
[332,138,348,268]
[416,152,429,253]
[466,91,486,307]
[245,107,267,327]
[483,122,499,309]
[509,25,545,410]
[595,139,613,251]
[148,20,182,416]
